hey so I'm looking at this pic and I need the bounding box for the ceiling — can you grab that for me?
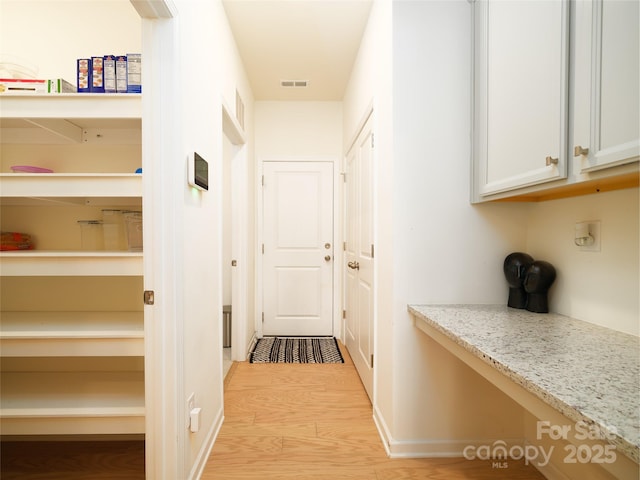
[222,0,373,101]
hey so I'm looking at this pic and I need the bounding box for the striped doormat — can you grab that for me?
[250,337,344,364]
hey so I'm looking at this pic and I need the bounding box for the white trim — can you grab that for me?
[373,404,392,457]
[256,156,340,339]
[246,332,258,360]
[222,101,250,362]
[374,405,529,459]
[141,12,182,479]
[130,0,177,19]
[345,102,374,156]
[187,407,224,480]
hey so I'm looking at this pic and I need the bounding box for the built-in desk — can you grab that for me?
[409,304,639,478]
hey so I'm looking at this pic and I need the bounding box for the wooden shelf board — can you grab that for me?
[0,339,143,357]
[0,173,142,198]
[492,171,639,202]
[0,311,143,336]
[0,251,143,276]
[0,94,142,121]
[1,371,144,410]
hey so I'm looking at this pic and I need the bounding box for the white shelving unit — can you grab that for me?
[0,94,144,437]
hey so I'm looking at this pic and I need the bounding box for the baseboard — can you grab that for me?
[374,405,528,458]
[372,405,393,456]
[246,332,258,360]
[189,407,224,480]
[533,461,572,480]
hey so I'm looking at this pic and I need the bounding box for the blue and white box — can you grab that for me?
[103,55,117,93]
[116,55,128,93]
[77,58,91,93]
[91,56,104,93]
[126,53,141,93]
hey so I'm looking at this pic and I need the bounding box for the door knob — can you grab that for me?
[325,255,331,261]
[347,261,360,270]
[574,146,589,157]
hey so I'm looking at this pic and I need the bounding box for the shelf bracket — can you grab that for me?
[24,118,83,143]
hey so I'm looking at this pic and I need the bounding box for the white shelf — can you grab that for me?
[0,94,141,144]
[0,93,146,439]
[0,371,145,435]
[0,311,143,357]
[0,251,143,276]
[0,94,141,120]
[0,173,142,201]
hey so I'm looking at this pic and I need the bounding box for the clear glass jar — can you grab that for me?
[101,209,126,250]
[77,220,104,251]
[123,210,143,252]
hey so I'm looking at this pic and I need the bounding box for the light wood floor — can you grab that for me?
[202,342,546,480]
[1,342,547,479]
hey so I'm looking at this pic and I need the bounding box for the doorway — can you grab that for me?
[222,103,248,364]
[261,161,335,336]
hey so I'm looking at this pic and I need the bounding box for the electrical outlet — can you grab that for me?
[575,220,601,252]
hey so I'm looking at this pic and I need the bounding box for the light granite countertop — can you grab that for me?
[408,304,640,464]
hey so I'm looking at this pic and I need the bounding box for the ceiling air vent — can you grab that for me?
[280,80,308,88]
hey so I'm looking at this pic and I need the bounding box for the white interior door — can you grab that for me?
[262,161,334,336]
[344,117,374,400]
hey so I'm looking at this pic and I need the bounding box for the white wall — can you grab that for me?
[171,0,254,477]
[389,0,529,451]
[254,101,343,159]
[0,0,141,82]
[0,0,253,477]
[342,0,396,441]
[343,0,639,460]
[254,101,343,337]
[526,188,639,335]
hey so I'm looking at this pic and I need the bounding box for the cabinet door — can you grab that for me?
[574,0,640,172]
[473,0,570,198]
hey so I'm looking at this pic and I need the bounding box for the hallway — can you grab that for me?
[202,343,545,479]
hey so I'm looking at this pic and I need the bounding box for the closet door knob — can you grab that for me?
[545,156,559,166]
[574,146,589,157]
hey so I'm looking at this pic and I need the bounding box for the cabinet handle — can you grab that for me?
[574,146,589,157]
[545,156,559,166]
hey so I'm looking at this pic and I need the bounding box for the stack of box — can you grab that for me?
[77,54,141,93]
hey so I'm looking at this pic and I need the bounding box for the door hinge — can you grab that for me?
[371,133,374,148]
[262,312,265,323]
[343,241,346,251]
[262,175,264,186]
[371,244,375,258]
[262,243,265,254]
[143,290,155,305]
[342,309,346,319]
[370,354,374,369]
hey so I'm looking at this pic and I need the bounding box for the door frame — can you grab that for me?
[256,156,343,339]
[342,108,375,400]
[135,1,180,478]
[222,102,249,361]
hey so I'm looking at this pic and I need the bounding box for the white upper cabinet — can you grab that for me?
[473,0,570,198]
[472,0,639,202]
[573,0,640,173]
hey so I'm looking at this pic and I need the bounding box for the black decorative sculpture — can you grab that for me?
[523,260,557,313]
[503,252,535,309]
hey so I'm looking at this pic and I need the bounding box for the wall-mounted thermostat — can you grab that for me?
[187,151,209,191]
